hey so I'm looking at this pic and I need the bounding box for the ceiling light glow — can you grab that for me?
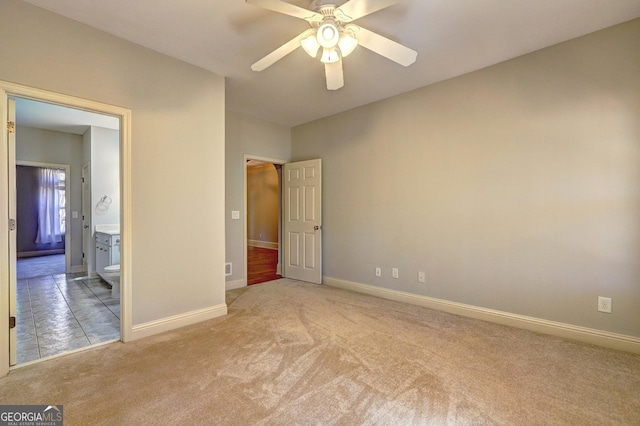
[301,32,321,57]
[338,33,358,57]
[317,21,340,48]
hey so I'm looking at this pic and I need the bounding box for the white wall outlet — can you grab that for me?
[598,296,612,313]
[231,210,240,220]
[225,263,232,276]
[375,267,381,277]
[392,268,399,279]
[418,272,425,283]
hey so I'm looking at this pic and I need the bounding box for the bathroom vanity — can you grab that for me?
[95,225,120,280]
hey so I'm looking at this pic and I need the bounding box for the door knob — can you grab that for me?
[314,225,322,231]
[83,225,89,229]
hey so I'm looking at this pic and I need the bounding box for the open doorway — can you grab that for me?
[246,158,283,285]
[11,97,121,365]
[241,156,323,287]
[15,162,69,278]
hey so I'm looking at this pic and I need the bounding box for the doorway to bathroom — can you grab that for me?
[245,157,283,285]
[8,96,121,366]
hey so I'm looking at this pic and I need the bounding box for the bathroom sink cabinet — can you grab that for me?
[96,232,120,279]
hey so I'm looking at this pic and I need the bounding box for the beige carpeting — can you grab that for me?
[2,279,639,425]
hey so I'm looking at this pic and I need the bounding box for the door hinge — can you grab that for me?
[9,316,16,329]
[7,121,15,134]
[9,218,16,231]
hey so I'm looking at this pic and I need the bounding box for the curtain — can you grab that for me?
[35,168,63,244]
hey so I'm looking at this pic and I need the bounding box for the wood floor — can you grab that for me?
[247,246,281,285]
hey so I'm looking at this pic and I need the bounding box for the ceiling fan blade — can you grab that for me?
[335,0,402,22]
[325,60,344,90]
[246,0,323,22]
[354,26,417,66]
[251,31,307,71]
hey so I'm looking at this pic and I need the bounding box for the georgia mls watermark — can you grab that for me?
[0,405,63,426]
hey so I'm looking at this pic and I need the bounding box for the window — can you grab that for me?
[57,169,66,234]
[35,167,66,244]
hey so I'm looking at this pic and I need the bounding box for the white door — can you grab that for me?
[7,98,17,366]
[283,159,322,284]
[82,164,90,272]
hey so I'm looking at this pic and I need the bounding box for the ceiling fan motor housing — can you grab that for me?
[310,1,342,11]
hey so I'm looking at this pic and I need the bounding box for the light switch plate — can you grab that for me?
[231,210,240,220]
[72,211,79,219]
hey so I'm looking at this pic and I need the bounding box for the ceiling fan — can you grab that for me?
[246,0,417,90]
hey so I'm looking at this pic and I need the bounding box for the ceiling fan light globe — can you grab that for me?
[301,34,320,58]
[321,47,340,64]
[317,22,340,48]
[338,33,358,57]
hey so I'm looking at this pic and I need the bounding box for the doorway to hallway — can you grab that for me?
[246,159,282,286]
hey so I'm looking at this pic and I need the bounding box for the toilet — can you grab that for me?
[103,264,120,298]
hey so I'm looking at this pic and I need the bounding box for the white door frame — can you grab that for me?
[15,161,72,272]
[82,164,90,272]
[243,154,286,287]
[0,80,133,377]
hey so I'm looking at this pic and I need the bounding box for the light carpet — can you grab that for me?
[1,279,639,425]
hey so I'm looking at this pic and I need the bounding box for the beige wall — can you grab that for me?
[1,1,226,325]
[292,19,640,338]
[225,111,291,285]
[247,163,280,245]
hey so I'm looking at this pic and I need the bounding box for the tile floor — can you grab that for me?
[16,255,120,364]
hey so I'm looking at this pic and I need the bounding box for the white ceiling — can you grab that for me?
[20,0,640,127]
[15,98,119,135]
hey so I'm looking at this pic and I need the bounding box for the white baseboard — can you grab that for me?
[17,249,64,258]
[248,240,279,250]
[130,303,227,341]
[69,265,85,274]
[226,279,246,291]
[324,277,640,354]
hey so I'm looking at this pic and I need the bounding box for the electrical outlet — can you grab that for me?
[375,267,381,277]
[418,272,425,283]
[392,268,399,279]
[598,296,612,313]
